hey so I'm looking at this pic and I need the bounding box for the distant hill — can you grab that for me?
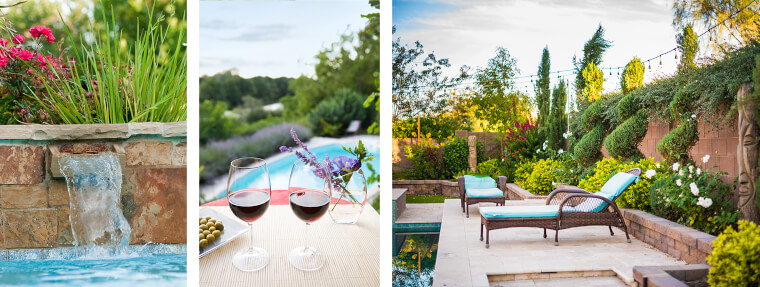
[199,70,293,107]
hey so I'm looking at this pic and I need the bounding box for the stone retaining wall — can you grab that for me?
[392,180,459,197]
[621,209,715,264]
[0,122,187,250]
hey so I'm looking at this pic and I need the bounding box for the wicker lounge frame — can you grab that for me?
[459,176,508,218]
[479,168,641,248]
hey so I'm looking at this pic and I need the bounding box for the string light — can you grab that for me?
[659,55,662,65]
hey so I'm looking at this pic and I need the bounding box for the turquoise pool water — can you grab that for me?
[393,234,439,287]
[0,254,186,286]
[214,142,380,200]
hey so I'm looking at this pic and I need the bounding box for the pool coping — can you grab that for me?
[0,244,187,261]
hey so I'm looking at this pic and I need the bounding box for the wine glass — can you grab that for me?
[287,160,331,271]
[227,157,271,272]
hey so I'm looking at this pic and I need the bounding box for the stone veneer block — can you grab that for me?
[0,145,45,184]
[0,212,3,248]
[124,141,172,166]
[56,207,73,246]
[162,122,187,137]
[0,125,34,139]
[123,168,187,244]
[3,209,57,248]
[48,180,70,206]
[172,142,187,166]
[0,184,47,208]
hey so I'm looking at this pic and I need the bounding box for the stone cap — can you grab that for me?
[0,122,186,140]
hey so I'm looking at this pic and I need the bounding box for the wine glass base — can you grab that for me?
[232,247,269,272]
[288,246,325,271]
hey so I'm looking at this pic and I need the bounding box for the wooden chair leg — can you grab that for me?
[554,229,559,246]
[486,229,490,248]
[609,226,614,236]
[543,228,547,238]
[466,203,470,218]
[480,223,484,241]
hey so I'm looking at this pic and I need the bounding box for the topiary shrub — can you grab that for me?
[605,93,648,161]
[620,57,645,93]
[707,220,760,287]
[657,89,699,164]
[516,158,560,195]
[574,99,605,166]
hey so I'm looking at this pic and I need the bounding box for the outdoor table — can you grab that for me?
[199,190,380,286]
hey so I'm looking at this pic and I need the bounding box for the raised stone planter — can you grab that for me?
[0,122,187,250]
[392,180,459,197]
[633,264,709,287]
[622,209,716,264]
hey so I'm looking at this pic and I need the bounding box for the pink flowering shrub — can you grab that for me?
[503,120,540,178]
[0,24,70,124]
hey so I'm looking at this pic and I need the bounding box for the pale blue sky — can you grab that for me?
[393,0,693,98]
[200,0,375,78]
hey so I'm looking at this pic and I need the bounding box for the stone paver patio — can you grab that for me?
[396,203,444,224]
[434,199,685,287]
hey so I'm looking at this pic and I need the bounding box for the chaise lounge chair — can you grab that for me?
[478,168,641,247]
[459,175,508,218]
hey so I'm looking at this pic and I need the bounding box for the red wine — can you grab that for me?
[229,190,270,222]
[289,191,330,223]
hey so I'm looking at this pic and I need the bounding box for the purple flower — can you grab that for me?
[331,156,361,174]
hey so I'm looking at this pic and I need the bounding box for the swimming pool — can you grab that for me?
[210,137,380,201]
[0,253,187,286]
[393,234,439,287]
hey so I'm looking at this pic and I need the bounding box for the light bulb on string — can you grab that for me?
[659,55,662,66]
[648,61,651,69]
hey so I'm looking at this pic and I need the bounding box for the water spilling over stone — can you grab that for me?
[60,153,131,255]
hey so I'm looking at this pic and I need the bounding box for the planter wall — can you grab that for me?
[0,122,187,250]
[622,209,715,264]
[392,180,459,197]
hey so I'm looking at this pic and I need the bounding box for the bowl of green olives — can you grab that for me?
[199,207,248,258]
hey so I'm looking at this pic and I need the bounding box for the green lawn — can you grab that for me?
[405,194,458,203]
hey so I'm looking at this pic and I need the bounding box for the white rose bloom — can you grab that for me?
[688,165,694,173]
[679,169,685,176]
[656,163,661,168]
[696,168,701,175]
[672,162,680,172]
[702,154,710,164]
[645,169,656,179]
[676,179,682,186]
[558,149,564,154]
[690,182,699,196]
[691,114,697,119]
[702,197,713,208]
[536,149,540,153]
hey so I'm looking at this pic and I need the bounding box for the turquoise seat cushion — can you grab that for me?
[463,175,497,190]
[466,187,503,198]
[586,172,639,212]
[479,205,580,219]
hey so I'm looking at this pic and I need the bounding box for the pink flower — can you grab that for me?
[29,26,54,43]
[12,34,24,44]
[17,49,33,61]
[0,56,7,67]
[0,38,7,47]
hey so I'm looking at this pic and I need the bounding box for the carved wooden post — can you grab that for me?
[468,135,477,172]
[737,82,760,223]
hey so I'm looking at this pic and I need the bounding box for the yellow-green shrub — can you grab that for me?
[516,158,559,195]
[578,157,665,212]
[707,220,760,287]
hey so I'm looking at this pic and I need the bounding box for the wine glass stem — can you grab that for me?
[249,223,254,252]
[304,222,310,251]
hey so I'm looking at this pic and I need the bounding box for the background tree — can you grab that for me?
[677,25,699,73]
[392,26,469,120]
[580,62,604,102]
[573,25,612,110]
[546,80,568,151]
[621,57,645,93]
[470,47,532,134]
[673,0,760,48]
[534,46,551,129]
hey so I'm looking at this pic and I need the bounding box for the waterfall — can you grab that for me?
[59,153,131,256]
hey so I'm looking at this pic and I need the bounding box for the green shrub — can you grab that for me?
[516,158,560,195]
[442,137,485,176]
[649,163,738,235]
[605,109,648,160]
[657,115,699,164]
[392,113,469,140]
[552,152,582,186]
[574,125,605,166]
[707,220,760,287]
[400,141,447,180]
[578,158,666,212]
[512,158,537,185]
[455,158,508,181]
[308,89,367,136]
[621,57,645,93]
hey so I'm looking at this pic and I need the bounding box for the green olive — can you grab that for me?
[199,229,204,234]
[203,230,211,236]
[208,219,216,223]
[199,239,208,248]
[212,230,221,238]
[215,222,224,231]
[200,224,208,230]
[205,217,211,220]
[206,234,216,243]
[209,226,216,232]
[199,233,205,240]
[206,222,215,228]
[200,219,207,225]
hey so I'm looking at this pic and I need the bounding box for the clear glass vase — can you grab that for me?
[328,169,367,224]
